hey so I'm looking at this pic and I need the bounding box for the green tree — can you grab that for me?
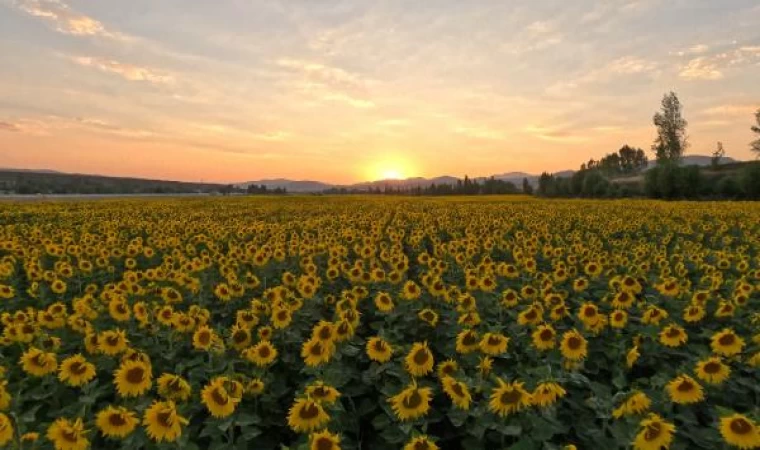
[711,141,725,169]
[652,92,688,163]
[751,108,760,158]
[522,178,533,195]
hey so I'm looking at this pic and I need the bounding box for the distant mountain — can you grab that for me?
[350,176,460,190]
[0,168,63,174]
[236,179,334,193]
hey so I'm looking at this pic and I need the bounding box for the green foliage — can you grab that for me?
[652,92,688,163]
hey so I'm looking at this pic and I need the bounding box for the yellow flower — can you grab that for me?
[665,374,704,404]
[711,328,745,357]
[436,360,459,379]
[47,417,88,450]
[58,354,96,387]
[659,324,688,348]
[113,359,152,397]
[0,413,13,447]
[310,429,341,450]
[695,357,731,385]
[143,400,187,443]
[441,376,472,410]
[560,329,587,361]
[388,382,433,421]
[20,347,58,377]
[532,382,566,408]
[455,329,480,354]
[532,325,556,351]
[201,377,241,418]
[305,381,341,405]
[633,414,675,450]
[403,435,440,450]
[417,308,439,327]
[157,373,192,402]
[405,342,434,377]
[374,292,395,312]
[192,325,216,351]
[301,338,334,367]
[287,398,330,433]
[366,337,393,363]
[612,391,651,419]
[627,345,640,368]
[245,340,278,367]
[719,414,760,449]
[479,332,509,356]
[95,405,138,439]
[488,379,532,417]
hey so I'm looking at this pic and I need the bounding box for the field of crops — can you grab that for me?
[0,196,758,450]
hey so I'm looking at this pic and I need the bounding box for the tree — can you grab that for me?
[751,108,760,158]
[711,142,725,169]
[652,92,688,163]
[522,178,533,195]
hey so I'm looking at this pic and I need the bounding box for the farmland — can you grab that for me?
[0,196,758,449]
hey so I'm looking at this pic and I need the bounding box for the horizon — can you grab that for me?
[1,1,759,184]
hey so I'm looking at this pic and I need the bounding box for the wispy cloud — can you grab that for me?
[525,125,590,143]
[454,125,505,140]
[679,57,724,80]
[68,56,175,84]
[546,56,659,95]
[0,120,21,132]
[700,104,758,117]
[12,0,129,40]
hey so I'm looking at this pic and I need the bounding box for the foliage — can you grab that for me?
[652,92,688,164]
[751,109,760,158]
[712,142,726,169]
[583,145,648,176]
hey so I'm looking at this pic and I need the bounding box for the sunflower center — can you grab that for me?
[500,389,522,405]
[462,333,478,346]
[299,402,320,420]
[106,336,120,346]
[718,334,736,346]
[258,345,271,358]
[414,441,431,450]
[156,410,174,428]
[32,354,47,368]
[583,307,596,318]
[309,341,324,356]
[403,390,423,409]
[703,361,721,374]
[644,423,662,441]
[677,380,694,392]
[198,331,211,345]
[487,336,501,346]
[373,340,386,352]
[233,331,248,343]
[125,366,145,384]
[729,418,752,435]
[413,349,429,365]
[441,364,455,377]
[61,430,79,443]
[451,383,465,397]
[69,361,87,375]
[666,328,681,338]
[108,413,127,427]
[315,436,335,450]
[525,310,537,320]
[422,311,435,321]
[567,336,582,350]
[276,311,288,321]
[312,386,328,398]
[211,388,229,406]
[540,329,554,341]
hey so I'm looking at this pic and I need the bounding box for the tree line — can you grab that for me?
[324,176,520,196]
[537,93,760,200]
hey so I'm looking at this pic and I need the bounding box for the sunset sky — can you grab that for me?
[1,0,759,184]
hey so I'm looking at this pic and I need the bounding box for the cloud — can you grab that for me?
[674,44,709,56]
[679,57,724,80]
[525,125,589,143]
[275,58,376,109]
[69,56,175,84]
[546,56,659,95]
[12,0,128,40]
[0,121,21,132]
[700,104,758,117]
[276,58,369,91]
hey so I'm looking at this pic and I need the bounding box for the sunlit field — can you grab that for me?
[0,196,758,450]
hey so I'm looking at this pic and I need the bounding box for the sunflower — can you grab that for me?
[659,324,688,348]
[287,398,330,433]
[633,414,675,450]
[455,329,480,354]
[403,435,440,450]
[271,307,292,330]
[58,354,96,387]
[665,374,704,404]
[201,377,241,418]
[374,292,395,312]
[560,330,587,361]
[517,305,543,326]
[479,332,509,356]
[306,381,341,405]
[312,321,336,343]
[98,329,129,355]
[143,400,187,443]
[405,342,434,376]
[610,310,628,329]
[695,357,731,384]
[20,347,58,377]
[401,281,421,300]
[711,329,745,357]
[157,373,192,402]
[388,382,433,421]
[95,406,138,439]
[301,338,334,367]
[366,337,393,363]
[113,360,152,397]
[437,359,459,379]
[489,379,532,417]
[245,341,278,367]
[613,391,651,419]
[334,319,355,342]
[532,382,566,408]
[192,325,215,351]
[441,376,471,410]
[47,417,88,450]
[478,356,494,378]
[246,378,265,396]
[719,414,760,449]
[418,308,439,327]
[627,345,640,368]
[0,413,12,447]
[229,324,252,351]
[532,325,556,351]
[310,430,341,450]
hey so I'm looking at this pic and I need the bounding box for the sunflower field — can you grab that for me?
[0,196,758,450]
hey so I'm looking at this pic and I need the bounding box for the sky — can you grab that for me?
[1,0,759,184]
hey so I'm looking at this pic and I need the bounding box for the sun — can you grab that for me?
[381,169,403,180]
